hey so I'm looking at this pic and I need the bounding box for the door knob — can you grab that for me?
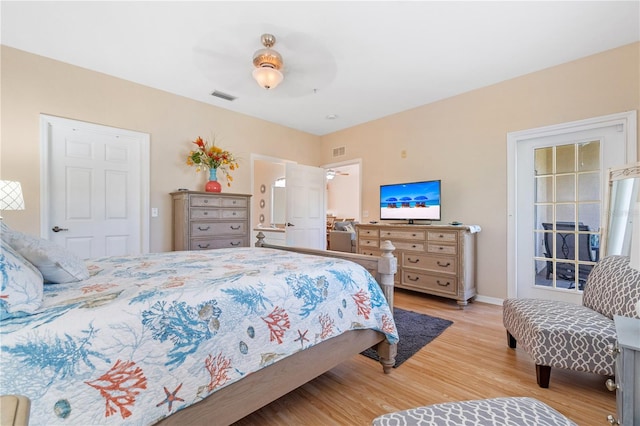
[52,226,69,232]
[286,222,295,227]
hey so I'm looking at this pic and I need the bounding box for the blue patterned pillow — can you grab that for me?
[4,232,89,284]
[0,238,44,319]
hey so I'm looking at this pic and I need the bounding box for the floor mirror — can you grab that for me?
[602,162,640,268]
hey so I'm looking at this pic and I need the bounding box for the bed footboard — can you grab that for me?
[255,233,398,373]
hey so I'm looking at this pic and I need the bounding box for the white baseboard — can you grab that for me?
[474,294,503,306]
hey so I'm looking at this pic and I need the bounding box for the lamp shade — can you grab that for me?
[252,67,284,90]
[0,180,25,210]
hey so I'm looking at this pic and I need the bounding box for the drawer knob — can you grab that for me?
[198,244,210,249]
[203,212,208,215]
[605,344,619,355]
[605,379,618,392]
[230,241,241,246]
[437,280,450,287]
[606,415,620,425]
[198,226,210,231]
[230,225,241,230]
[408,258,420,264]
[407,275,419,282]
[204,199,209,203]
[232,212,237,216]
[437,261,451,267]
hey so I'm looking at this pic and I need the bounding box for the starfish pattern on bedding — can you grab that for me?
[156,383,184,412]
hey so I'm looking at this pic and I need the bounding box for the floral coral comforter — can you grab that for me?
[0,247,398,425]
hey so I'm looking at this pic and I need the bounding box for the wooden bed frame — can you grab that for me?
[157,236,398,426]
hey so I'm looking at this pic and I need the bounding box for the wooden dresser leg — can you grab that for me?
[506,331,517,349]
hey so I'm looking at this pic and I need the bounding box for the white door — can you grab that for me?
[41,115,150,259]
[508,112,636,302]
[285,163,326,249]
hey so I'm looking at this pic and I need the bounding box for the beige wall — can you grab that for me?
[320,42,640,300]
[0,46,321,252]
[2,43,638,300]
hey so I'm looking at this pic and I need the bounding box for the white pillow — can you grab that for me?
[6,232,89,284]
[0,220,16,243]
[344,223,356,233]
[0,238,43,318]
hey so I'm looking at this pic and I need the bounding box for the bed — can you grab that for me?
[0,228,398,425]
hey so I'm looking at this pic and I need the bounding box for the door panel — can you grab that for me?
[41,115,150,258]
[285,163,326,249]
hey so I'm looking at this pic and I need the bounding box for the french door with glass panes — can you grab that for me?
[512,114,634,303]
[533,141,601,292]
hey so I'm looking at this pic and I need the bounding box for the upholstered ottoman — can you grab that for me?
[372,397,576,426]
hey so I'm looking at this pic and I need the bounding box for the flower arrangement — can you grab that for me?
[186,136,239,186]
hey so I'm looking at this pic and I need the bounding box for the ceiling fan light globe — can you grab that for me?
[252,67,284,90]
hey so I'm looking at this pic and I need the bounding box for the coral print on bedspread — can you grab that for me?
[0,247,397,425]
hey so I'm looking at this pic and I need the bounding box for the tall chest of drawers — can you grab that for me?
[356,224,480,307]
[171,191,251,251]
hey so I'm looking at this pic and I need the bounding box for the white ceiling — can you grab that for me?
[2,1,639,136]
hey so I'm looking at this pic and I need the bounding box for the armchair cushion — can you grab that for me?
[582,255,640,319]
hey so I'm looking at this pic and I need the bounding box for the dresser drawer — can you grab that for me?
[190,237,246,250]
[402,253,456,274]
[191,222,246,236]
[393,241,426,252]
[221,209,247,219]
[221,197,248,208]
[358,228,379,237]
[190,196,222,207]
[359,248,382,257]
[359,238,379,247]
[401,271,457,295]
[427,243,457,255]
[380,230,425,240]
[428,231,457,243]
[190,208,221,220]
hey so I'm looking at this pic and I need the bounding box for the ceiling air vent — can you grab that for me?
[332,146,346,158]
[211,90,237,101]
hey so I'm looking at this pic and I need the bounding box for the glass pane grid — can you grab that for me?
[533,143,601,292]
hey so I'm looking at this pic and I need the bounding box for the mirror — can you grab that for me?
[602,163,640,264]
[271,185,286,226]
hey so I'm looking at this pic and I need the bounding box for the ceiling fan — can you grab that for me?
[193,26,338,98]
[326,169,349,180]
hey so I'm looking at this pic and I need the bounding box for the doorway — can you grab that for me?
[507,111,637,302]
[324,160,362,222]
[251,155,326,249]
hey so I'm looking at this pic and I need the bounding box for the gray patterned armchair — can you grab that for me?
[503,255,640,388]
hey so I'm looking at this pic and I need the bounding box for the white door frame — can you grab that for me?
[506,111,637,299]
[40,115,151,253]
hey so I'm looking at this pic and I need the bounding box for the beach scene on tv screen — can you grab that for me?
[380,181,441,220]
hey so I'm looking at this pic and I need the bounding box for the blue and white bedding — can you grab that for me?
[0,247,398,425]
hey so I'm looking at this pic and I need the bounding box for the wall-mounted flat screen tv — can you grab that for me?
[380,180,441,223]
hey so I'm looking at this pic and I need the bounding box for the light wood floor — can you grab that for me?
[233,289,615,425]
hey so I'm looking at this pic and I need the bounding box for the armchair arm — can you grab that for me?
[329,230,356,253]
